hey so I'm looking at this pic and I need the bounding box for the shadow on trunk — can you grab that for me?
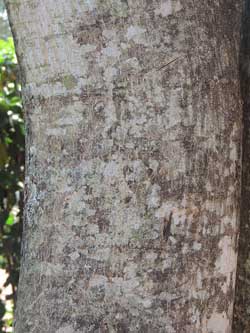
[233,1,250,331]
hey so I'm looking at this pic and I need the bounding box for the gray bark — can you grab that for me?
[5,0,243,332]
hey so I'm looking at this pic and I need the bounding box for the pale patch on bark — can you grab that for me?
[207,312,230,333]
[216,236,237,282]
[126,25,147,45]
[56,325,74,333]
[154,0,182,17]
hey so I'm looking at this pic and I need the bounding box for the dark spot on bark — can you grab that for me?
[123,165,133,177]
[112,79,129,100]
[163,213,173,242]
[87,209,110,233]
[100,321,109,333]
[73,23,103,46]
[124,196,132,204]
[85,185,93,195]
[107,122,119,139]
[127,180,136,191]
[147,168,154,177]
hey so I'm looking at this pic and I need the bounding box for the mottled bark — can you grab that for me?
[6,0,243,332]
[233,1,250,332]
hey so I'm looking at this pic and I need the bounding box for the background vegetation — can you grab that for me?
[0,3,23,331]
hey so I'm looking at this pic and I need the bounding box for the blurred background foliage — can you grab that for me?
[0,1,23,331]
[0,1,10,40]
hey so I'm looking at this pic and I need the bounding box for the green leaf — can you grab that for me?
[5,213,14,226]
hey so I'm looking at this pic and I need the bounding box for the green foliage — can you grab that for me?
[0,37,23,332]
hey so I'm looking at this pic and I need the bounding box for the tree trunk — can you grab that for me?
[6,0,243,332]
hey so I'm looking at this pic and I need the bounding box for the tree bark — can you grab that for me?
[6,0,243,332]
